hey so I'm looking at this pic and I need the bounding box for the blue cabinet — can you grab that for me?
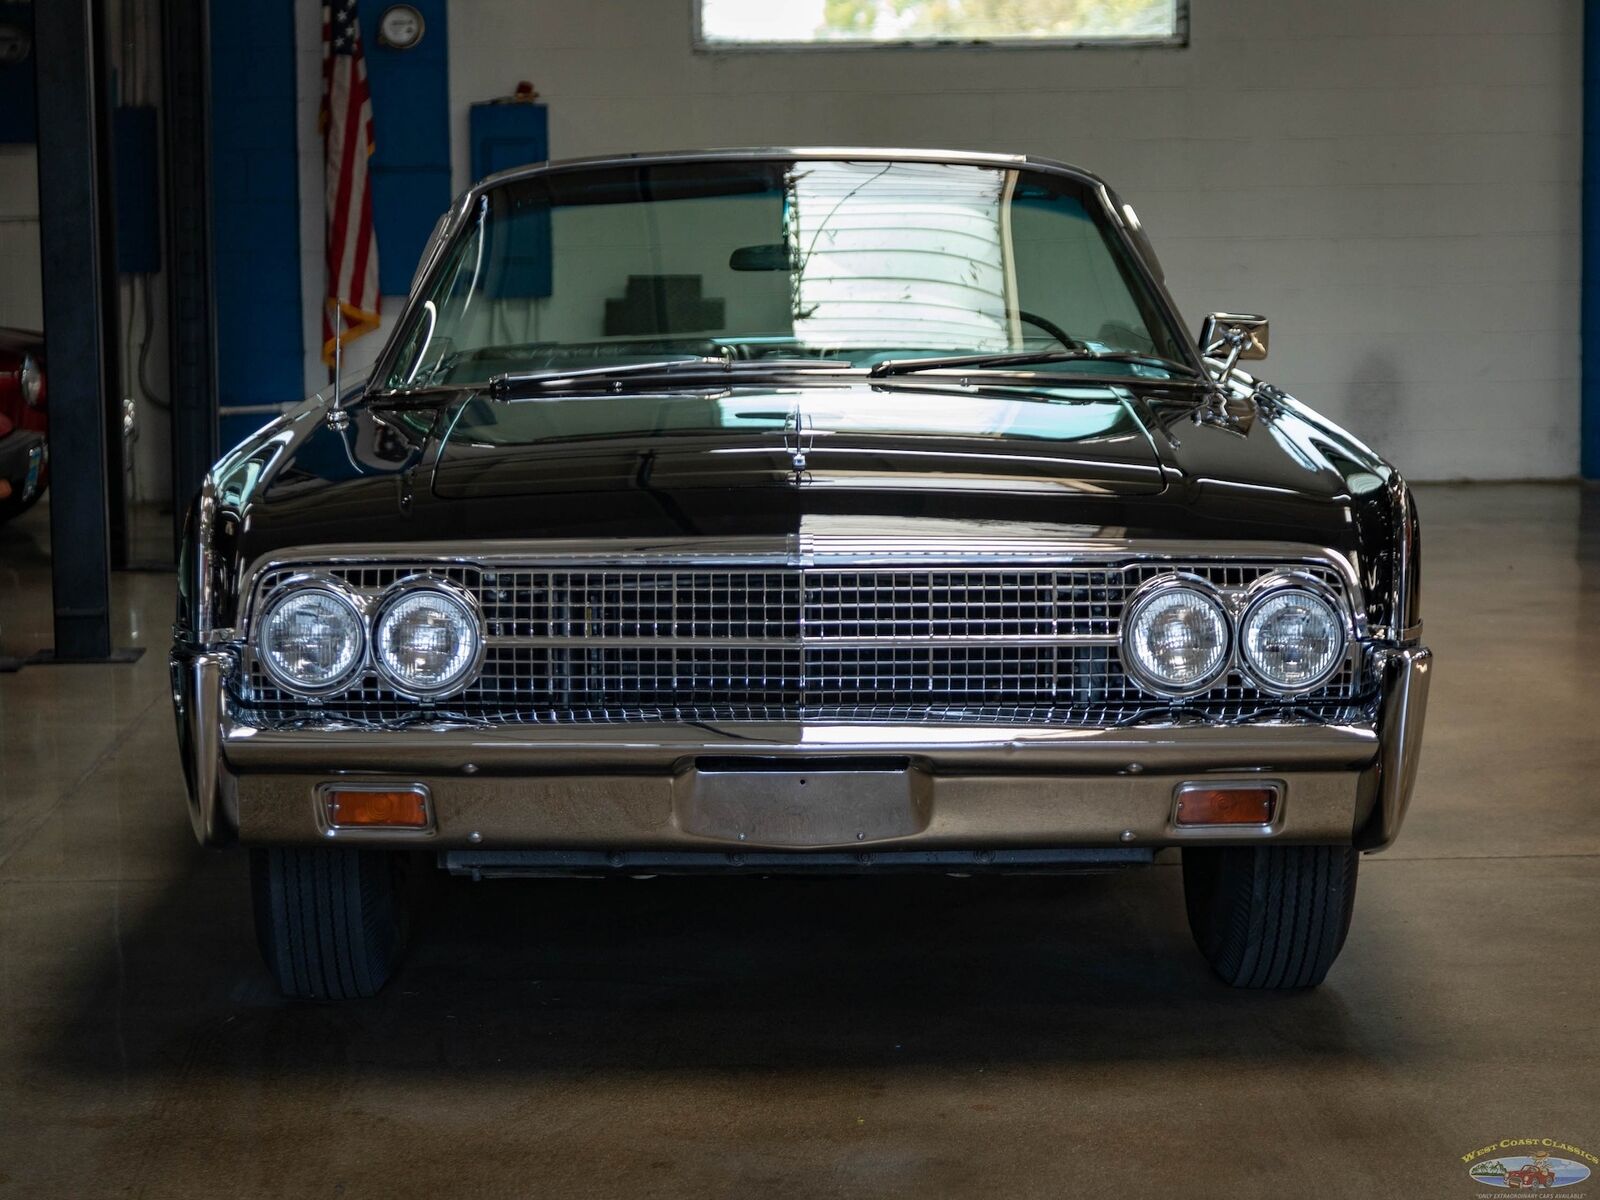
[469,100,548,180]
[469,102,550,298]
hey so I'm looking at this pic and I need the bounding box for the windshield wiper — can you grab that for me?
[488,357,854,397]
[868,349,1202,379]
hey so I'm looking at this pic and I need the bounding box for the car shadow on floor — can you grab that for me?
[37,848,1398,1082]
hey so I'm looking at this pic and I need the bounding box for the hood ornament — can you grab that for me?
[785,404,814,477]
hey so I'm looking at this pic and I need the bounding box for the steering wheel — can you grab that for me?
[1011,309,1088,352]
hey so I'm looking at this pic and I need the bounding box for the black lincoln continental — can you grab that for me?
[171,149,1431,999]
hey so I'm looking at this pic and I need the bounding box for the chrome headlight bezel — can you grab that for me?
[252,574,368,697]
[370,575,485,700]
[1118,574,1233,698]
[1237,574,1349,696]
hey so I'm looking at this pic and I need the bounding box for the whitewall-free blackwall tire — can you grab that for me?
[1182,844,1358,989]
[251,846,409,1000]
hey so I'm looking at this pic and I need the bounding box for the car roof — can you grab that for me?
[473,146,1109,195]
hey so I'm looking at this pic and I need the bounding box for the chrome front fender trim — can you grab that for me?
[1361,644,1432,851]
[186,392,332,641]
[173,647,239,845]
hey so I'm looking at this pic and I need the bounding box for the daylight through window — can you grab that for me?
[698,0,1184,48]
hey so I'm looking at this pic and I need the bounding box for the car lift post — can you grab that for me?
[15,0,141,669]
[163,0,219,543]
[1585,0,1600,482]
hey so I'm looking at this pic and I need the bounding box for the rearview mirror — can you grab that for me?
[729,243,792,271]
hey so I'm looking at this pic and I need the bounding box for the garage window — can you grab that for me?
[696,0,1186,49]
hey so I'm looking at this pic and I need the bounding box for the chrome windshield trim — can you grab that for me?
[476,146,1043,193]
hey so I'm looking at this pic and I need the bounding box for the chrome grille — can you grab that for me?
[482,569,801,642]
[235,557,1373,725]
[803,569,1121,641]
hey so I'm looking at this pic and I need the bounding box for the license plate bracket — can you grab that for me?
[675,758,926,847]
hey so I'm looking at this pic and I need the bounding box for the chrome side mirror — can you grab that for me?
[1199,312,1269,380]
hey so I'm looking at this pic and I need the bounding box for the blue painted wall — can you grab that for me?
[210,0,451,449]
[362,0,452,296]
[210,0,304,446]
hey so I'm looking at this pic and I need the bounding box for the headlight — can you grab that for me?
[19,355,43,408]
[1121,579,1231,695]
[256,584,366,695]
[373,580,482,698]
[1240,585,1345,693]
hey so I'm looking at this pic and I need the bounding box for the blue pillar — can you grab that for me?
[210,0,304,450]
[1585,0,1600,478]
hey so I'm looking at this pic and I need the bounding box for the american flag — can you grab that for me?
[321,0,380,365]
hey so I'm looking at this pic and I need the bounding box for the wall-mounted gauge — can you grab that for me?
[377,4,425,51]
[0,23,33,65]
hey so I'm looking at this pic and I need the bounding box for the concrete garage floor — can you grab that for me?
[0,485,1595,1199]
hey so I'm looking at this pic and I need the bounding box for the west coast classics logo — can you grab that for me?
[1463,1139,1595,1192]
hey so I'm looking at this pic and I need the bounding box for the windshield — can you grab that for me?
[381,157,1190,391]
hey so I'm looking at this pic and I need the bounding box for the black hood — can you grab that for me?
[429,379,1164,523]
[237,379,1382,552]
[213,376,1405,632]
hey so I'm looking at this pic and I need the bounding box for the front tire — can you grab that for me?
[251,846,409,999]
[1182,844,1358,989]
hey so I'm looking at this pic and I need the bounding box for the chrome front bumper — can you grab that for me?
[172,647,1432,856]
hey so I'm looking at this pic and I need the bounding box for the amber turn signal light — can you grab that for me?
[323,787,430,829]
[1174,785,1277,827]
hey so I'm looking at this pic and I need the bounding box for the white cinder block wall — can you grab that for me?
[0,147,43,331]
[441,0,1583,480]
[1,1,1581,481]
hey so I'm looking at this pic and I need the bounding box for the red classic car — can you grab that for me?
[1505,1161,1557,1189]
[0,326,47,522]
